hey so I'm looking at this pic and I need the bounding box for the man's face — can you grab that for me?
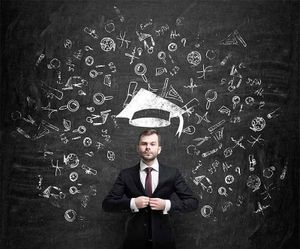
[137,134,161,164]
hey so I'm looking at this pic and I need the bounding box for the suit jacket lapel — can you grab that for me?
[132,164,146,195]
[153,163,167,196]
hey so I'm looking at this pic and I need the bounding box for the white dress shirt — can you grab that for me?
[130,158,171,214]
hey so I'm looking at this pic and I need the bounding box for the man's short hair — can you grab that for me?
[138,129,161,145]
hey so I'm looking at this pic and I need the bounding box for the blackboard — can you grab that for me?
[1,0,299,248]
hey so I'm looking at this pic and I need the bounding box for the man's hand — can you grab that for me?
[149,198,166,210]
[135,196,150,209]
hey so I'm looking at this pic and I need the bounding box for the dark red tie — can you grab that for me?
[145,167,153,197]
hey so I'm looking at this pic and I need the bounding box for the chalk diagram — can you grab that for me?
[10,6,286,222]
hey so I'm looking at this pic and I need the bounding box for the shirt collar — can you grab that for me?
[140,158,159,172]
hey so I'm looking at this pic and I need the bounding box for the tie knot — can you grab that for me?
[145,167,153,174]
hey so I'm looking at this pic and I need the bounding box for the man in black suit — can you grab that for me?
[102,129,199,249]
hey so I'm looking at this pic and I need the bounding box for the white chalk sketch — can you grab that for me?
[64,209,77,222]
[263,166,276,179]
[134,63,148,82]
[105,20,115,33]
[201,205,213,218]
[280,163,288,180]
[222,201,233,212]
[69,172,78,182]
[107,150,116,161]
[222,162,233,172]
[100,37,116,52]
[81,164,97,175]
[232,96,240,109]
[197,64,213,79]
[261,183,276,200]
[73,125,86,134]
[205,50,217,60]
[246,175,261,192]
[254,202,270,215]
[59,99,80,112]
[219,29,247,47]
[182,98,200,115]
[37,175,43,190]
[182,125,196,135]
[205,89,217,110]
[69,186,81,195]
[165,85,183,103]
[41,102,58,119]
[187,51,201,66]
[83,137,93,147]
[51,159,63,176]
[250,117,266,132]
[40,186,65,199]
[125,47,140,64]
[195,112,210,124]
[247,134,264,147]
[41,81,63,100]
[248,154,257,171]
[168,42,178,52]
[136,31,155,53]
[116,88,186,137]
[218,187,228,197]
[267,107,281,119]
[186,145,201,156]
[63,153,79,168]
[192,160,202,174]
[225,175,234,184]
[193,136,211,146]
[184,78,199,93]
[202,144,221,158]
[193,175,213,193]
[93,93,113,105]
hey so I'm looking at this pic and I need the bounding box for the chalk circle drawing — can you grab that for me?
[245,96,255,106]
[64,209,76,222]
[104,21,115,33]
[134,63,148,82]
[232,96,240,109]
[93,93,113,105]
[182,125,196,135]
[59,99,80,112]
[201,205,213,218]
[73,125,86,134]
[250,117,266,132]
[246,175,261,192]
[85,56,94,66]
[107,150,116,161]
[89,69,103,78]
[63,153,79,168]
[186,51,201,66]
[168,42,178,52]
[263,166,276,178]
[225,175,234,184]
[100,37,116,52]
[116,88,186,137]
[64,39,72,49]
[69,172,78,182]
[47,58,61,69]
[83,137,92,147]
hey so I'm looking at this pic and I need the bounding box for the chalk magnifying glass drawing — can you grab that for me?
[205,89,218,110]
[134,63,148,82]
[157,51,167,64]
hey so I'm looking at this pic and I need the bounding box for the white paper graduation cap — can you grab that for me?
[116,88,186,137]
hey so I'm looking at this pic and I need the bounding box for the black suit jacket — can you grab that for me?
[102,163,199,249]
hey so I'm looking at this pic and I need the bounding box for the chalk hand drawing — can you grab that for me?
[116,88,186,137]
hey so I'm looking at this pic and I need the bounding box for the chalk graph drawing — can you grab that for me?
[116,88,186,137]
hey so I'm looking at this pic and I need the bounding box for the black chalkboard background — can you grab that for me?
[1,0,299,249]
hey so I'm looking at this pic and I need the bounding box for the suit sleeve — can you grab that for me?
[102,171,131,213]
[169,169,199,213]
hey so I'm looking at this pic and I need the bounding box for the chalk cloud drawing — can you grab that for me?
[116,88,186,137]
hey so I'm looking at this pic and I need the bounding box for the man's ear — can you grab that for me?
[158,146,162,154]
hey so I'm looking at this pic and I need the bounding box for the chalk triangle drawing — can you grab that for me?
[219,31,239,46]
[165,84,183,103]
[230,65,242,78]
[213,127,224,141]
